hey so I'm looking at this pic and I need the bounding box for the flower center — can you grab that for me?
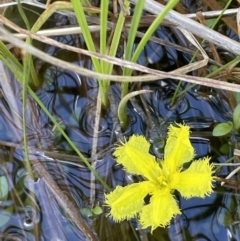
[157,175,168,188]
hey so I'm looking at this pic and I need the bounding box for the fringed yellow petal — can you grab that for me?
[139,190,181,232]
[164,124,194,170]
[173,157,214,198]
[106,124,215,231]
[105,182,152,222]
[114,135,162,181]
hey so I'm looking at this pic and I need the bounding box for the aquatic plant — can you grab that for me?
[212,102,240,137]
[105,123,214,232]
[72,0,180,126]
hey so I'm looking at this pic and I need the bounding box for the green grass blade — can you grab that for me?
[121,0,145,99]
[100,0,110,105]
[71,0,110,106]
[22,52,35,178]
[100,0,109,60]
[81,0,91,6]
[118,90,152,129]
[71,0,100,70]
[0,57,23,82]
[17,0,40,88]
[0,40,22,72]
[17,0,30,30]
[17,0,35,176]
[106,11,126,74]
[129,0,180,74]
[123,0,145,74]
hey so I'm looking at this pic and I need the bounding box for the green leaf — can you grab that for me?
[91,206,102,215]
[0,175,8,201]
[220,143,230,154]
[233,103,240,130]
[212,122,233,136]
[80,208,93,217]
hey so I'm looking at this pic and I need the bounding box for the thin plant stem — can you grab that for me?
[17,0,36,177]
[22,52,35,178]
[17,0,39,88]
[121,0,145,99]
[0,40,22,71]
[221,165,240,186]
[106,10,126,74]
[118,90,152,129]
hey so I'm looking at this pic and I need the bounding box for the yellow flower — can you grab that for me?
[105,123,214,232]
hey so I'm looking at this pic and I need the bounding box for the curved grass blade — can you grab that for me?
[118,89,152,129]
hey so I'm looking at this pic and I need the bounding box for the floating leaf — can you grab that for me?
[233,103,240,130]
[212,122,233,136]
[91,206,102,215]
[80,208,93,217]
